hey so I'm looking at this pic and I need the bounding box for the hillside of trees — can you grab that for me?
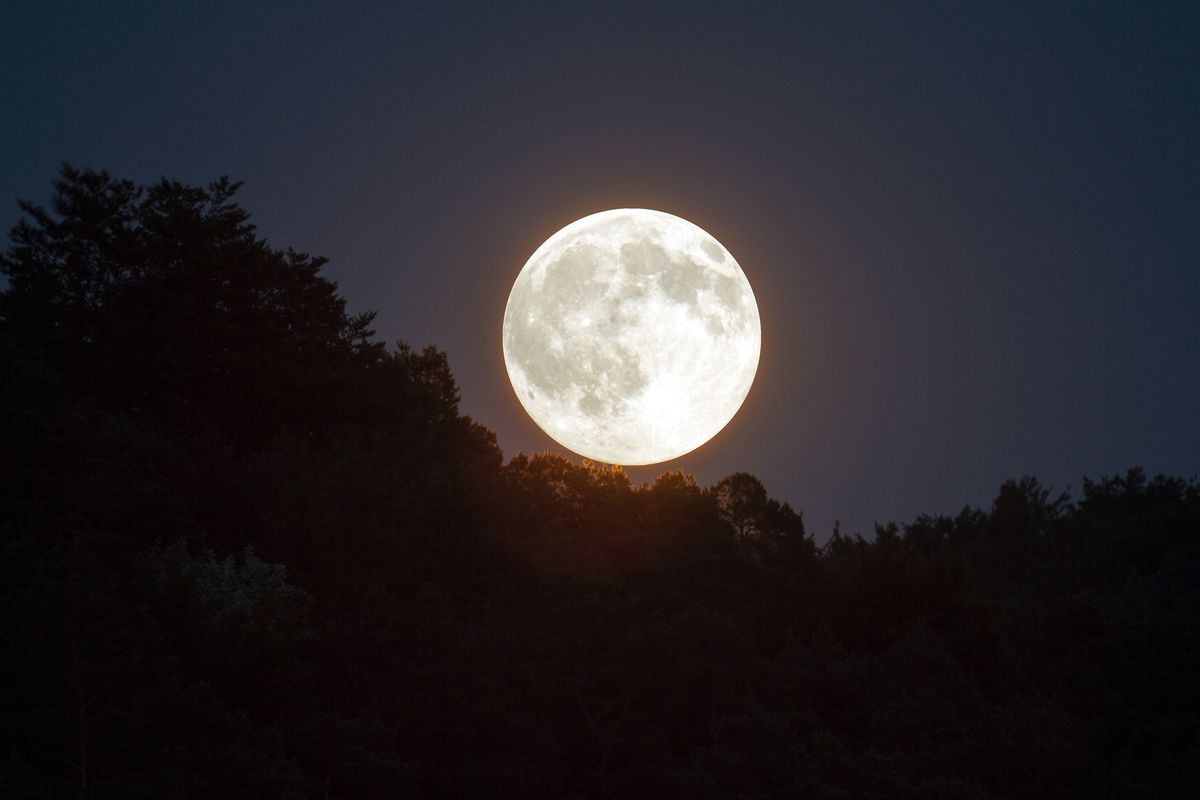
[2,167,1197,799]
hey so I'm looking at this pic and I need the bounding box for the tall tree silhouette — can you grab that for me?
[1,165,381,449]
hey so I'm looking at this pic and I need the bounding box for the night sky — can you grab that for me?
[3,1,1197,537]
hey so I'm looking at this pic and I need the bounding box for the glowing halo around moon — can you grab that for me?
[502,209,761,466]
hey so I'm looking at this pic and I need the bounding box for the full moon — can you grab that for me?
[503,209,761,466]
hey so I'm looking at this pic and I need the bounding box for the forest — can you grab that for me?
[1,167,1198,799]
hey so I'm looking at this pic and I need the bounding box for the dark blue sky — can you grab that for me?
[3,1,1198,537]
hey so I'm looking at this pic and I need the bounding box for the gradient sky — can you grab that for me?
[3,1,1198,538]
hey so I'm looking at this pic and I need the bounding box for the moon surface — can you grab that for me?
[503,208,761,466]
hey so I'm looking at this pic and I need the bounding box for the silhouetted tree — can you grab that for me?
[711,472,809,561]
[1,166,383,449]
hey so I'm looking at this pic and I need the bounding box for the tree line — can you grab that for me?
[1,167,1197,798]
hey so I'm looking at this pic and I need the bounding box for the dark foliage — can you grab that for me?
[2,167,1197,798]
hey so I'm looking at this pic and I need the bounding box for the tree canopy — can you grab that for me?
[1,167,1197,799]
